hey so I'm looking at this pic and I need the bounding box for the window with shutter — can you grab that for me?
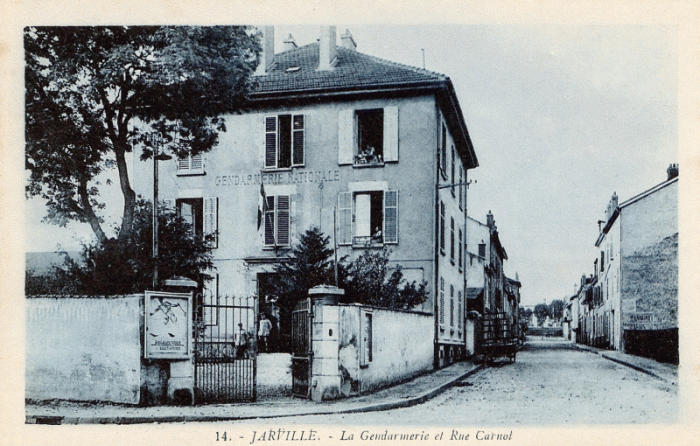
[440,123,447,178]
[458,291,463,332]
[451,147,456,197]
[450,285,455,327]
[342,189,399,247]
[440,201,445,255]
[439,277,445,326]
[265,114,305,170]
[264,195,291,248]
[450,217,455,264]
[177,152,204,175]
[459,165,464,211]
[458,228,463,271]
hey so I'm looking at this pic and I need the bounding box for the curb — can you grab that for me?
[27,364,485,425]
[570,344,674,385]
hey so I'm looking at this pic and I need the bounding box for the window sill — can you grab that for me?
[177,170,205,176]
[450,259,455,266]
[262,167,296,173]
[262,245,291,251]
[353,161,385,168]
[440,248,445,256]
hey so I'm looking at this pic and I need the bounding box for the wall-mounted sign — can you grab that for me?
[144,291,192,359]
[622,312,660,331]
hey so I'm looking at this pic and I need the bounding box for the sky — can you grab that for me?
[24,24,678,307]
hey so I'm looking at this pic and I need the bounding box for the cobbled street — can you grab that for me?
[241,339,677,426]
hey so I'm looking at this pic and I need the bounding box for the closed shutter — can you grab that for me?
[439,277,445,325]
[383,106,399,162]
[191,153,203,171]
[458,291,463,331]
[203,197,218,248]
[178,156,190,171]
[383,190,398,244]
[277,195,290,246]
[264,196,275,246]
[265,116,277,169]
[337,192,352,245]
[292,114,304,166]
[450,285,455,327]
[338,109,354,165]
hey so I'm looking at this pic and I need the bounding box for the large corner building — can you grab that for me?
[134,26,479,366]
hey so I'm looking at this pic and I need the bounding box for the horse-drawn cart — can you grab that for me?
[479,312,518,364]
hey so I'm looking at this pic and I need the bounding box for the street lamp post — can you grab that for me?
[152,132,172,289]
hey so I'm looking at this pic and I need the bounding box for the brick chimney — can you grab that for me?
[486,211,495,229]
[341,29,356,50]
[667,163,679,180]
[255,26,275,75]
[283,33,298,51]
[317,26,337,71]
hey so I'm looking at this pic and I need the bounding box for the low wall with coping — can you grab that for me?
[26,295,142,404]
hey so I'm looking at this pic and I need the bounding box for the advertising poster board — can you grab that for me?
[144,291,192,359]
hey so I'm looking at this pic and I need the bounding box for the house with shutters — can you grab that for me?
[132,26,479,367]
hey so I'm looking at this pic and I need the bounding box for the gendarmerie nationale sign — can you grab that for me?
[144,291,193,359]
[214,169,341,187]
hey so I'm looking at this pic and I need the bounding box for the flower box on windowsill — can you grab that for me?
[352,236,384,249]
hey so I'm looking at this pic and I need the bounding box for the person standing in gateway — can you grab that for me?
[258,314,273,353]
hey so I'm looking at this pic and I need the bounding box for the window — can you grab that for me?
[265,114,304,170]
[601,251,605,273]
[440,201,445,255]
[459,165,464,211]
[450,217,455,264]
[450,285,455,327]
[177,152,204,175]
[175,197,218,247]
[458,229,463,271]
[338,107,398,165]
[264,195,291,247]
[478,242,486,258]
[451,147,456,197]
[440,123,447,178]
[457,291,463,333]
[439,277,445,326]
[361,312,373,367]
[337,190,398,246]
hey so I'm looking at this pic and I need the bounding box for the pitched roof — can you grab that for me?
[251,43,449,97]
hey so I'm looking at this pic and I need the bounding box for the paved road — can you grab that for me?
[237,339,678,426]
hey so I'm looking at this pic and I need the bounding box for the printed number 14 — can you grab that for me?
[216,432,228,441]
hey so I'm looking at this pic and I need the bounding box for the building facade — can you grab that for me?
[576,165,678,363]
[133,27,478,367]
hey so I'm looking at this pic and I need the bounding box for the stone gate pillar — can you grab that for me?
[308,285,344,402]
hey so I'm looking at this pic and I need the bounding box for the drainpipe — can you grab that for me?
[433,102,441,369]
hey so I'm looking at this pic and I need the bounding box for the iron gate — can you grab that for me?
[194,295,257,403]
[291,298,312,398]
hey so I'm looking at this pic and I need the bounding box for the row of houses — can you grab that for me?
[563,165,679,364]
[130,26,521,369]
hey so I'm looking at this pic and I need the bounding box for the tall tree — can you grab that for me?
[61,199,216,295]
[548,299,565,323]
[25,26,261,243]
[533,303,549,327]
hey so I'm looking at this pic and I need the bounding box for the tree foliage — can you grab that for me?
[25,26,261,243]
[269,228,429,349]
[548,299,565,322]
[533,303,549,327]
[55,198,216,295]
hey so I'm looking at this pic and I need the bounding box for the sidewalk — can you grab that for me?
[26,360,484,425]
[571,342,678,385]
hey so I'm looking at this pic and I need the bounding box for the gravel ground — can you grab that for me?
[268,339,677,426]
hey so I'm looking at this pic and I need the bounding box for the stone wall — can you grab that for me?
[26,295,143,404]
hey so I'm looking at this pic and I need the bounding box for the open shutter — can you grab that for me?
[292,114,305,166]
[337,192,352,245]
[383,106,399,162]
[384,190,398,244]
[277,195,290,246]
[265,116,277,169]
[338,109,354,165]
[162,199,176,213]
[264,196,275,246]
[203,197,218,248]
